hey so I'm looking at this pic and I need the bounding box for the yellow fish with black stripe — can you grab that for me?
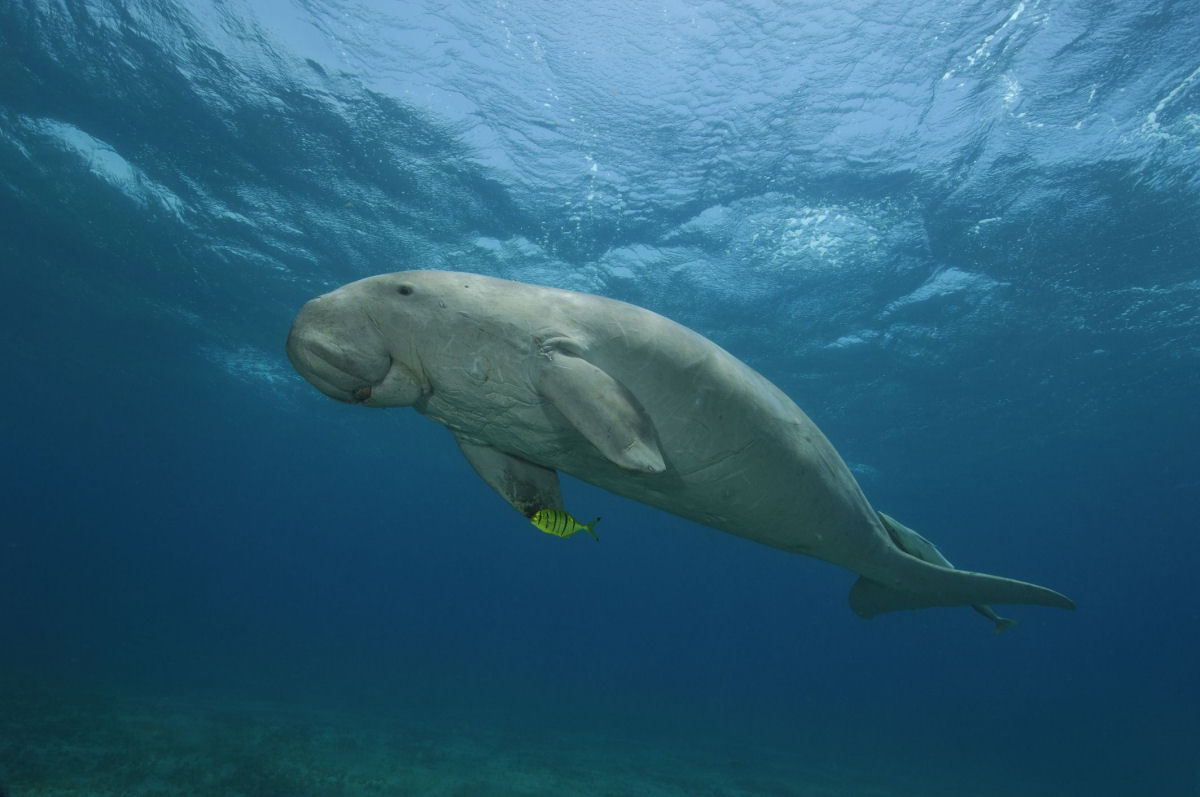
[530,509,600,541]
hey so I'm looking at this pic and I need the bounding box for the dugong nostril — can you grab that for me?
[353,386,372,403]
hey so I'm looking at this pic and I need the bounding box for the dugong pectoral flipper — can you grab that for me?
[455,436,563,518]
[877,513,1018,632]
[537,341,666,474]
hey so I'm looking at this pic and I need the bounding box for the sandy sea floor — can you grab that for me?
[0,682,1023,797]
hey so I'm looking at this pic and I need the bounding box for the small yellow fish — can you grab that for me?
[530,509,600,541]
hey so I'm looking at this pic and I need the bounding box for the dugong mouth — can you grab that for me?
[285,328,389,404]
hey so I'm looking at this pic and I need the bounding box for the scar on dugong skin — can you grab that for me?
[286,270,1075,627]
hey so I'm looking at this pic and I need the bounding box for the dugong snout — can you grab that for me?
[286,285,428,408]
[286,295,391,403]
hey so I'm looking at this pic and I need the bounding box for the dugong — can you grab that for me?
[286,270,1074,624]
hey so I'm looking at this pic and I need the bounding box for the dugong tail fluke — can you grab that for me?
[849,564,1076,618]
[850,516,1076,620]
[987,614,1019,634]
[864,512,1053,627]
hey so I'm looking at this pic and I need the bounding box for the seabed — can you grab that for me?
[0,683,997,796]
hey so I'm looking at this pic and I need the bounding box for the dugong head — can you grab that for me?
[286,274,429,407]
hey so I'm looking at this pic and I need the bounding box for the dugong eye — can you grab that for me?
[396,284,414,296]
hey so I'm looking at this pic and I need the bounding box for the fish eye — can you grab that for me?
[397,284,414,296]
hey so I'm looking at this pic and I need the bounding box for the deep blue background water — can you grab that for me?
[2,0,1199,794]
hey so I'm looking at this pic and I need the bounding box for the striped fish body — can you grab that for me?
[530,509,600,541]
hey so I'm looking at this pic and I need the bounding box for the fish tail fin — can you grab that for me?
[849,554,1075,620]
[584,517,601,541]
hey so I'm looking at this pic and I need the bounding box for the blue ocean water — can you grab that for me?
[2,0,1198,794]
